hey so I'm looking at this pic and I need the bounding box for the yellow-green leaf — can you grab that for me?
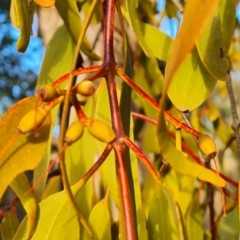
[0,209,19,240]
[218,0,236,52]
[55,0,101,60]
[157,104,226,187]
[147,183,181,240]
[164,0,218,95]
[0,97,51,200]
[196,8,229,81]
[186,198,203,240]
[11,0,31,52]
[167,48,217,112]
[30,191,80,240]
[122,8,172,61]
[89,198,111,240]
[125,0,153,57]
[10,173,37,239]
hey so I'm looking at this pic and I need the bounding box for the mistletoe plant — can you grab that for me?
[0,0,239,240]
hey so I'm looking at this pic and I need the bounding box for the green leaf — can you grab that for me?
[157,99,226,187]
[142,23,173,61]
[0,209,19,240]
[219,207,239,239]
[167,48,218,112]
[10,0,31,52]
[122,8,172,61]
[30,190,80,240]
[147,183,181,240]
[37,25,75,86]
[89,197,111,240]
[186,198,203,240]
[125,0,153,57]
[55,0,101,60]
[218,0,236,52]
[163,170,195,216]
[10,173,37,239]
[196,8,229,81]
[0,97,51,200]
[164,0,219,99]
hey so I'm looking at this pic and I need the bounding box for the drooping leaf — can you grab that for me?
[167,48,217,112]
[186,198,203,240]
[196,8,229,81]
[10,173,37,239]
[0,97,51,200]
[218,0,236,52]
[10,0,31,52]
[157,100,225,187]
[0,209,19,240]
[147,183,181,240]
[164,0,218,95]
[55,0,101,60]
[89,197,111,240]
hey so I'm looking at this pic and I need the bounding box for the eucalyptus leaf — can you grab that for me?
[0,210,19,240]
[0,97,51,200]
[196,8,229,81]
[55,0,101,60]
[10,173,38,239]
[167,48,217,112]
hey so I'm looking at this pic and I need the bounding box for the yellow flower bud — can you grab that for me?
[75,80,95,97]
[197,134,217,158]
[35,85,58,102]
[64,121,84,145]
[85,119,116,143]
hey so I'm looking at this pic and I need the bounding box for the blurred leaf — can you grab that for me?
[0,209,19,240]
[167,48,217,112]
[186,198,203,240]
[163,170,195,216]
[219,207,238,239]
[42,176,61,199]
[82,0,103,24]
[147,183,181,240]
[55,0,101,60]
[218,0,236,52]
[196,8,229,81]
[10,173,37,239]
[89,197,111,240]
[0,97,51,200]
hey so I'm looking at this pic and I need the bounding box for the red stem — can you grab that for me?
[52,65,101,87]
[103,0,115,64]
[117,68,200,137]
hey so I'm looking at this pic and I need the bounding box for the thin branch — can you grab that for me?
[226,73,240,160]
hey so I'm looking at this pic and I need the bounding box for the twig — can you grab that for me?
[205,158,217,240]
[226,73,240,160]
